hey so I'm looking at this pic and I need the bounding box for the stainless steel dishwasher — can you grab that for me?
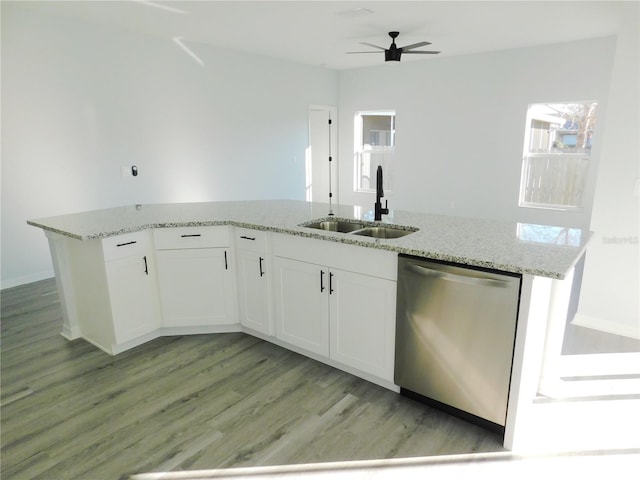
[395,254,521,433]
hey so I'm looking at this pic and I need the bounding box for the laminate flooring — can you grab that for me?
[1,278,504,480]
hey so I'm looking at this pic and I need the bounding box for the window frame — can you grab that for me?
[353,110,396,193]
[518,101,598,211]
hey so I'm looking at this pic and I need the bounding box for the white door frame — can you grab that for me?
[307,105,338,206]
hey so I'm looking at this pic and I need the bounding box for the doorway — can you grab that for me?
[307,105,337,205]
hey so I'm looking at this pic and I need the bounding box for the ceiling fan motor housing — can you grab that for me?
[385,46,401,62]
[385,31,401,61]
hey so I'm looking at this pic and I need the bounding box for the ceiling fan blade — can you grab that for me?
[402,50,441,54]
[399,41,431,50]
[346,51,382,54]
[360,42,386,50]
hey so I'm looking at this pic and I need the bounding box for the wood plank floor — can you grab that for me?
[1,278,504,480]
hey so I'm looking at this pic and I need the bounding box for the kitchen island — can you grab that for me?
[28,200,588,451]
[28,199,588,279]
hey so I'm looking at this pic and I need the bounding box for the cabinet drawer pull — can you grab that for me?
[320,270,325,292]
[240,235,256,241]
[259,257,265,277]
[143,256,149,275]
[116,241,137,247]
[329,272,334,294]
[180,234,202,238]
[224,251,228,270]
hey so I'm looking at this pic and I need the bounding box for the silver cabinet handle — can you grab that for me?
[407,264,513,288]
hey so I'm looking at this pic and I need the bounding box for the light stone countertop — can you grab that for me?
[27,199,591,279]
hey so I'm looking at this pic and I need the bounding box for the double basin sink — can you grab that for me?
[299,218,418,239]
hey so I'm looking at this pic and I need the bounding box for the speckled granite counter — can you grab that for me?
[28,200,590,279]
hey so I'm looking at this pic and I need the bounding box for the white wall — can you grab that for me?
[337,37,616,228]
[1,6,337,287]
[575,2,640,338]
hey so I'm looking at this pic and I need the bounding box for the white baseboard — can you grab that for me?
[1,270,55,290]
[572,313,640,340]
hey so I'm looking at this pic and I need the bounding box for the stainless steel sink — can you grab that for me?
[301,218,417,239]
[351,226,416,239]
[301,219,367,233]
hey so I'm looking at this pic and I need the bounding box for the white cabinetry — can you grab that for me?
[67,230,160,354]
[272,234,397,383]
[329,268,396,380]
[104,258,156,344]
[49,223,396,384]
[235,228,273,336]
[273,256,329,356]
[154,226,237,328]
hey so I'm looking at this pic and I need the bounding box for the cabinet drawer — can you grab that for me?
[154,226,229,250]
[234,227,268,252]
[102,231,149,262]
[272,233,397,281]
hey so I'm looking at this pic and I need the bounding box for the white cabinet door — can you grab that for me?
[237,248,272,335]
[104,254,158,344]
[156,248,236,327]
[273,256,329,357]
[329,269,397,381]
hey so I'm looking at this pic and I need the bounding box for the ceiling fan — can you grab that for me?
[348,31,440,62]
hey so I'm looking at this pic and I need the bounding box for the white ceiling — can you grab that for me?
[11,0,626,70]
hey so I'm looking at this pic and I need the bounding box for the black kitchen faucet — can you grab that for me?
[374,165,389,221]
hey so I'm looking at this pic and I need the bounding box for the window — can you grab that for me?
[354,111,395,192]
[519,101,598,210]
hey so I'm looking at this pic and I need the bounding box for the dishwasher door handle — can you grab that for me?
[407,264,513,288]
